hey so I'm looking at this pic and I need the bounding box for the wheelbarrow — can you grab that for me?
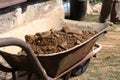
[0,20,109,80]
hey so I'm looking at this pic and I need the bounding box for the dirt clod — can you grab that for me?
[21,27,97,54]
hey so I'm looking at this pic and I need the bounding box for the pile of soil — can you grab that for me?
[21,26,97,54]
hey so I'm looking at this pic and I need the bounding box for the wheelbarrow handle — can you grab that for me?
[0,37,52,80]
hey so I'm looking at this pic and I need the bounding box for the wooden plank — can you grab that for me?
[0,0,27,9]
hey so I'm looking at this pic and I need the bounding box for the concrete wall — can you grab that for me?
[0,0,64,33]
[0,0,64,53]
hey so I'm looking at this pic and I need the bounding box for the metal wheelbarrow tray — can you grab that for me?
[0,20,109,80]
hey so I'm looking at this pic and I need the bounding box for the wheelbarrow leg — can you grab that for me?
[27,73,33,80]
[63,71,71,80]
[12,71,16,80]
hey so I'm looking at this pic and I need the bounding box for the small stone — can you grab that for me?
[75,40,81,45]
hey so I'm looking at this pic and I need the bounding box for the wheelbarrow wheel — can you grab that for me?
[71,59,90,76]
